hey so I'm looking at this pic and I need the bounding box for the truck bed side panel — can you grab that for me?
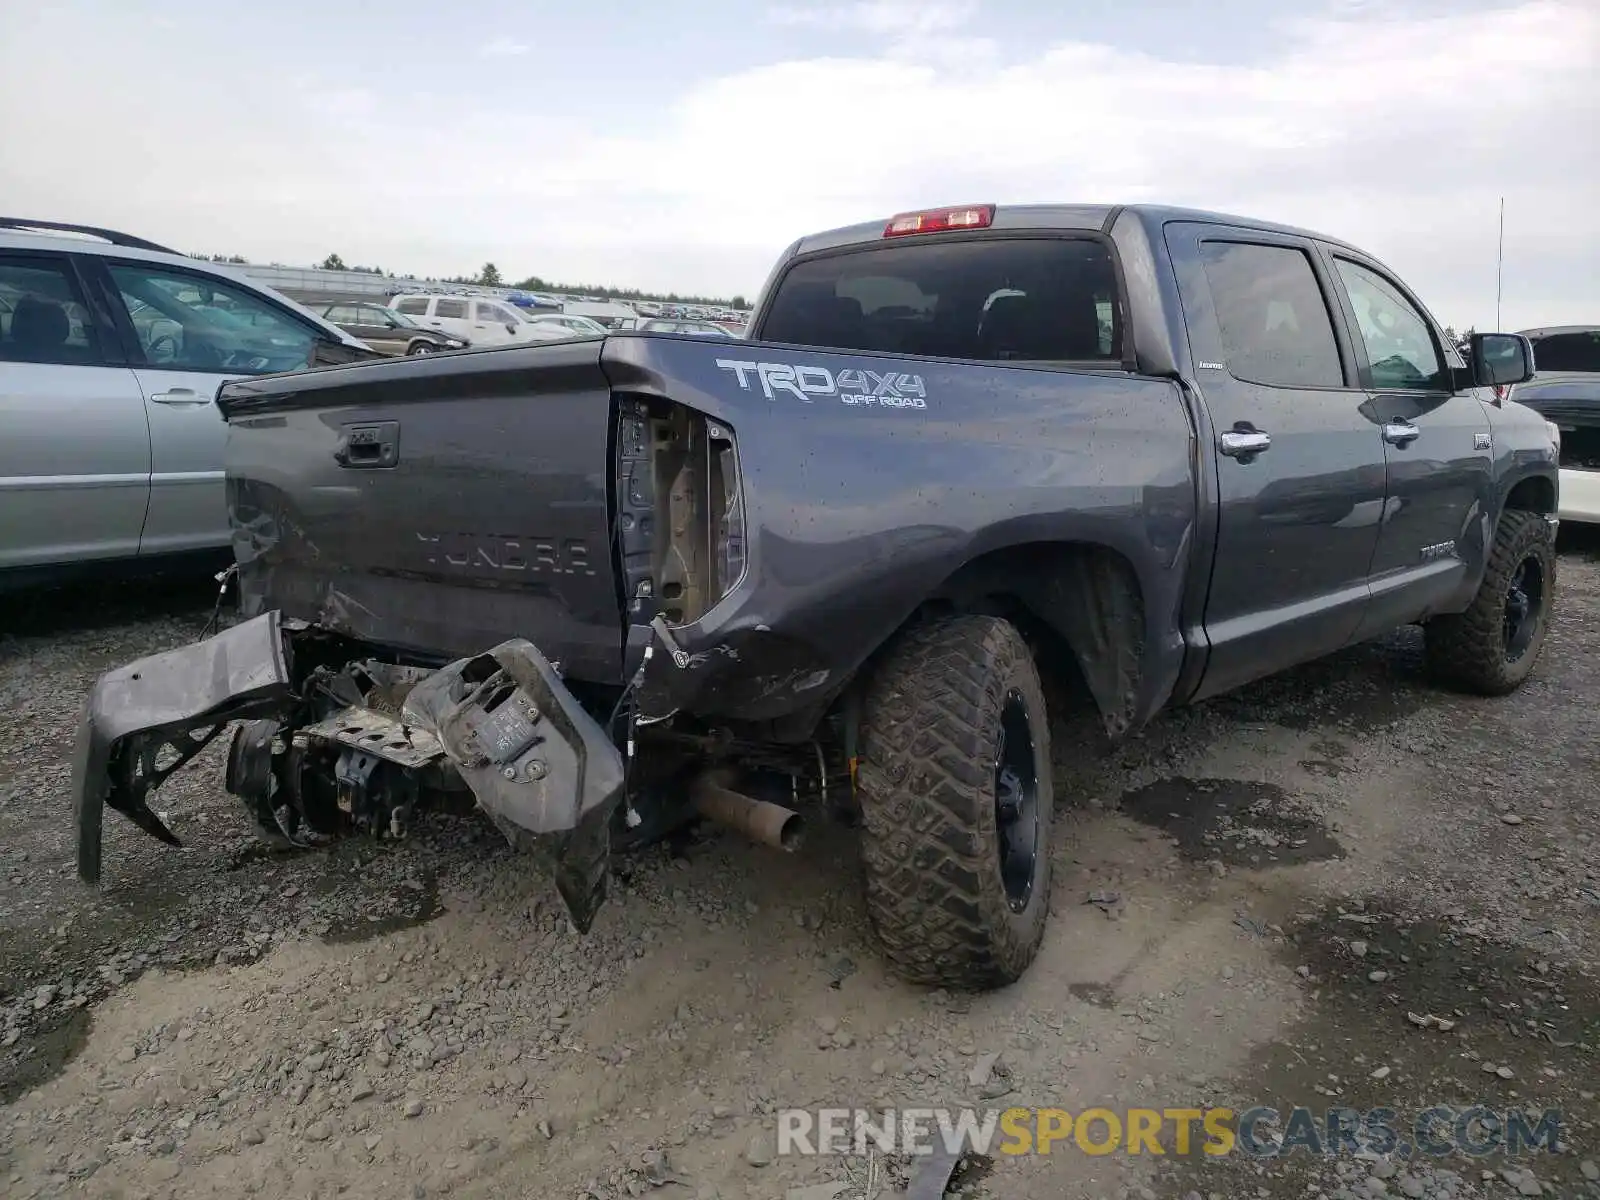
[603,334,1198,725]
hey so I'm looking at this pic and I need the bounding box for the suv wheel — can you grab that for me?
[1424,510,1556,695]
[855,615,1053,990]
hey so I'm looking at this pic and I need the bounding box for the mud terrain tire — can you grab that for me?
[1424,510,1555,695]
[855,615,1053,990]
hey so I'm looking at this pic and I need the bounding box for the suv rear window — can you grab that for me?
[760,237,1122,363]
[1530,331,1600,373]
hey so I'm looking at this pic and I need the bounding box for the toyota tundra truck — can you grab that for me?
[72,203,1561,991]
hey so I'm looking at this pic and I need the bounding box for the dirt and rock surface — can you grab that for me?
[1,532,1597,1200]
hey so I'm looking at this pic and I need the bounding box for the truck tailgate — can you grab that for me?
[217,340,624,682]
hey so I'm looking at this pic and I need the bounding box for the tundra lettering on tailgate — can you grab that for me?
[716,358,928,409]
[416,532,597,576]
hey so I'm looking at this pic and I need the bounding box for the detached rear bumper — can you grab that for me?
[74,612,293,884]
[71,611,626,929]
[1559,467,1600,523]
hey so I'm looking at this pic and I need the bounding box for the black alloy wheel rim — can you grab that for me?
[994,688,1040,912]
[1503,553,1545,662]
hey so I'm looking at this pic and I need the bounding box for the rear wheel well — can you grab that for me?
[897,541,1146,741]
[1504,475,1556,516]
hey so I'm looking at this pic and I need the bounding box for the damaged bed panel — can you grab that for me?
[603,334,1197,730]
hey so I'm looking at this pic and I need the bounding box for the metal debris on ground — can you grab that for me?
[905,1144,962,1200]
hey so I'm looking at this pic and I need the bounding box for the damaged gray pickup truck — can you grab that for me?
[73,204,1562,990]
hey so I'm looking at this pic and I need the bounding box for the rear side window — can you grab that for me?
[760,237,1122,362]
[1201,242,1344,389]
[435,299,467,319]
[394,298,428,316]
[0,256,102,365]
[1529,331,1600,373]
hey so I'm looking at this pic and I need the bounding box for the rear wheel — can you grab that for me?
[1424,510,1556,695]
[855,615,1053,990]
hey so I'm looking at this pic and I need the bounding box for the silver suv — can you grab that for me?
[0,219,369,586]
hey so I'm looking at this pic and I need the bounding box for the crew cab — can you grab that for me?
[72,204,1558,992]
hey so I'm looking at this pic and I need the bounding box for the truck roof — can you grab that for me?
[1517,324,1600,339]
[790,203,1364,258]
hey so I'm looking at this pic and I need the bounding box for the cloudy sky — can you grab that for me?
[2,0,1595,327]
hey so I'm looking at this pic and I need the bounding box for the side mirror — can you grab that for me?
[1470,332,1535,389]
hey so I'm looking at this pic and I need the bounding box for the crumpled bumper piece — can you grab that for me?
[73,611,293,884]
[403,638,624,835]
[401,639,626,931]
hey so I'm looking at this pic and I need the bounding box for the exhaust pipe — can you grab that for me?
[691,770,805,852]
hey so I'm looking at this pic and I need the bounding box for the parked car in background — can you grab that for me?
[560,300,637,329]
[1510,325,1600,523]
[313,301,467,355]
[388,293,534,347]
[637,317,738,338]
[520,312,608,338]
[0,218,372,584]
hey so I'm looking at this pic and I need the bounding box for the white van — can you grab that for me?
[388,294,534,347]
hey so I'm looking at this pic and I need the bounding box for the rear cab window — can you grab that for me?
[759,237,1124,363]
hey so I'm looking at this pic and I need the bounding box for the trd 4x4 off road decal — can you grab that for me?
[715,359,928,409]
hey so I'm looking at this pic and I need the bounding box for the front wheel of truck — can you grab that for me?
[855,615,1053,991]
[1424,509,1556,696]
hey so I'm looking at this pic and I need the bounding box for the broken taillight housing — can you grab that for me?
[883,204,995,238]
[708,421,746,601]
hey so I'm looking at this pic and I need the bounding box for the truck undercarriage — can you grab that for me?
[74,608,849,935]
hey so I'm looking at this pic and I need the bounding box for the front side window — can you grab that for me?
[394,297,428,316]
[1201,242,1344,389]
[108,263,317,374]
[435,299,467,319]
[1334,259,1446,391]
[0,256,101,365]
[761,236,1123,362]
[326,304,362,324]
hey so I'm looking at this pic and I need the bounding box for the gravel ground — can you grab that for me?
[1,531,1597,1200]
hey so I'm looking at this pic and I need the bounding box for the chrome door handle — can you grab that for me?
[149,388,210,406]
[1219,429,1271,458]
[1382,422,1420,446]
